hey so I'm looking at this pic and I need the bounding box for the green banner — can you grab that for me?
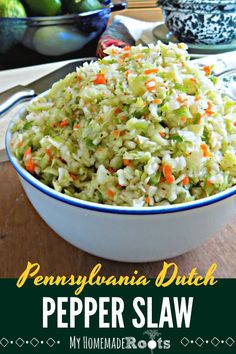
[0,275,235,353]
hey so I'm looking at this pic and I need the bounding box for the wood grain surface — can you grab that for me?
[0,162,235,278]
[111,8,163,22]
[128,1,157,8]
[111,0,163,22]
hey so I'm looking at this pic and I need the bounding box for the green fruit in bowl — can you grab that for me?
[32,25,97,56]
[67,0,102,13]
[0,0,27,17]
[24,0,62,16]
[0,0,27,54]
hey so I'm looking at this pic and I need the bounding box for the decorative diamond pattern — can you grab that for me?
[226,337,235,347]
[195,337,204,347]
[0,335,234,350]
[15,338,24,347]
[180,337,189,347]
[211,337,220,347]
[30,338,39,347]
[180,337,235,348]
[46,338,56,347]
[0,338,9,347]
[0,337,60,349]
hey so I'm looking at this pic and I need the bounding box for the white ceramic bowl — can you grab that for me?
[6,103,236,262]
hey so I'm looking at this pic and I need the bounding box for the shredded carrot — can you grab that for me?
[200,144,212,158]
[122,53,130,60]
[197,113,205,124]
[207,101,213,110]
[112,48,119,55]
[163,165,174,184]
[144,68,159,75]
[108,167,114,174]
[24,147,31,159]
[120,116,127,122]
[123,45,131,51]
[60,119,69,128]
[145,196,151,204]
[45,148,52,161]
[106,189,115,198]
[145,79,156,91]
[182,176,189,186]
[25,158,35,174]
[135,54,143,60]
[51,122,59,128]
[194,95,201,102]
[206,180,212,188]
[112,130,120,138]
[115,107,122,115]
[205,101,214,116]
[203,66,211,76]
[125,70,132,79]
[152,99,161,104]
[159,132,165,138]
[181,116,187,123]
[205,109,214,116]
[159,177,166,183]
[17,141,23,147]
[177,96,188,104]
[94,73,106,85]
[178,43,185,49]
[234,122,236,127]
[123,159,132,166]
[70,173,78,181]
[77,74,81,81]
[73,124,80,130]
[190,77,197,83]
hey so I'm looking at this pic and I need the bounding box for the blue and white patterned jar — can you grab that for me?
[157,0,236,44]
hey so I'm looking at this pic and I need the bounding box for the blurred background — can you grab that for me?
[0,0,162,70]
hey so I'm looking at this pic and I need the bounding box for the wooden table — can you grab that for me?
[111,3,163,22]
[0,162,236,278]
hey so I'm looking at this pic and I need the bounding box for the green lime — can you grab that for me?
[24,0,62,16]
[67,0,102,13]
[32,25,96,55]
[0,0,27,54]
[0,0,27,17]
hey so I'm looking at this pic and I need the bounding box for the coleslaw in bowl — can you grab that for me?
[9,42,236,208]
[6,42,236,261]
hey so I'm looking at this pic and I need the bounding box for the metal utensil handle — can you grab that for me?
[0,85,35,116]
[110,1,127,12]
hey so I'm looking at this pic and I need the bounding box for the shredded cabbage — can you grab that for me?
[10,42,236,207]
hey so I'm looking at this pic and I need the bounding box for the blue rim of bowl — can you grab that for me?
[5,110,236,215]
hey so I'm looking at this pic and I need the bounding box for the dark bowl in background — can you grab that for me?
[157,0,236,45]
[0,0,127,56]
